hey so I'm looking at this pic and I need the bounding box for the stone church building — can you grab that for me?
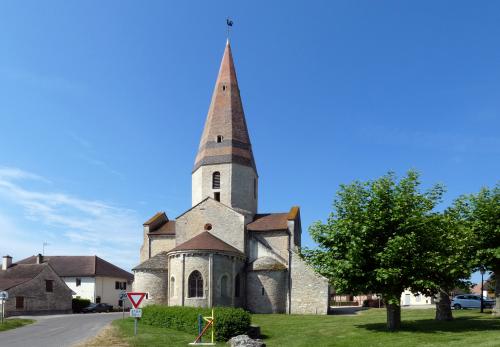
[133,40,329,314]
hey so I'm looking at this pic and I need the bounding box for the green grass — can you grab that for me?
[253,309,500,347]
[114,309,500,347]
[0,318,35,332]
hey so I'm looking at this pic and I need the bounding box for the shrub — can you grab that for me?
[141,305,251,341]
[72,298,91,313]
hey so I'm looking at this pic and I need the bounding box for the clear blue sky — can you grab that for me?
[0,1,498,281]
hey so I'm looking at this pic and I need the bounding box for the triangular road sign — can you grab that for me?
[127,292,147,309]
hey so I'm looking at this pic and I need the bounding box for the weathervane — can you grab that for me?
[226,18,233,41]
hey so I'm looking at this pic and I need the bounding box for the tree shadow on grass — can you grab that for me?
[356,316,500,334]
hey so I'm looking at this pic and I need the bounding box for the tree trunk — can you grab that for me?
[435,289,453,321]
[493,269,500,316]
[385,295,401,331]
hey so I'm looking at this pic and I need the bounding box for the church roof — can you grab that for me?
[249,257,287,271]
[247,213,289,231]
[193,40,256,173]
[148,220,176,236]
[169,231,244,255]
[247,207,301,232]
[132,252,169,271]
[17,255,133,281]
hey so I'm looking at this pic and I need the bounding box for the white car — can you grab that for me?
[451,294,495,309]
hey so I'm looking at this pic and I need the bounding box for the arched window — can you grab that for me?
[234,274,240,298]
[220,275,228,297]
[170,276,175,297]
[188,271,203,298]
[212,172,220,189]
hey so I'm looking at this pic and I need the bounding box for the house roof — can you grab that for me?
[169,231,244,255]
[132,252,169,271]
[16,256,134,281]
[0,263,46,290]
[193,40,257,173]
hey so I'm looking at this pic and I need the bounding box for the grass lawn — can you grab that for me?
[0,318,35,332]
[112,309,500,347]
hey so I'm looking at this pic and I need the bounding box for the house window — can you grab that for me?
[261,287,265,296]
[235,274,240,298]
[212,172,220,189]
[96,296,101,303]
[214,192,220,202]
[188,271,203,298]
[76,278,81,287]
[115,281,120,289]
[45,280,53,292]
[170,277,175,297]
[123,282,127,290]
[220,275,228,297]
[16,296,24,309]
[116,281,126,290]
[216,135,223,143]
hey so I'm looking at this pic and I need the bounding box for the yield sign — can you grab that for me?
[127,292,146,309]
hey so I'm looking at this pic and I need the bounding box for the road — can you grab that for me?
[0,312,122,347]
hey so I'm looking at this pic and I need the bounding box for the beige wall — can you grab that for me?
[176,199,246,253]
[192,163,257,215]
[133,270,168,306]
[94,276,133,308]
[246,270,287,313]
[150,235,176,258]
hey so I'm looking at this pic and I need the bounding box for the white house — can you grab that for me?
[17,255,134,308]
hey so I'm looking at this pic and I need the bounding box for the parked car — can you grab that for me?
[81,303,113,313]
[451,294,495,309]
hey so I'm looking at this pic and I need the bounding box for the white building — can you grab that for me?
[401,289,435,306]
[17,255,134,308]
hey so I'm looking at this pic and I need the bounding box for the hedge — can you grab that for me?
[141,305,251,341]
[72,298,91,313]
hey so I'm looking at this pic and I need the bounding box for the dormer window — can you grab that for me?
[212,171,220,189]
[216,135,223,143]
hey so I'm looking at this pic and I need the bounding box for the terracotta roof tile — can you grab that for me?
[247,213,289,232]
[16,256,133,281]
[169,232,243,255]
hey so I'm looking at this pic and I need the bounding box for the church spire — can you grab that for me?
[193,40,257,173]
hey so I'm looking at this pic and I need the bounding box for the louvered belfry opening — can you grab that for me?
[212,171,221,189]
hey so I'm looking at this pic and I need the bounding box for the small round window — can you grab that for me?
[204,223,212,231]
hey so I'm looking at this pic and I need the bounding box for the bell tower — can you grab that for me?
[192,40,258,216]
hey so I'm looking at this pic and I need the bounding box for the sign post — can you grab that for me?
[126,292,146,336]
[119,291,127,319]
[0,291,8,324]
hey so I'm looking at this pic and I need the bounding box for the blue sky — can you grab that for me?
[0,1,498,283]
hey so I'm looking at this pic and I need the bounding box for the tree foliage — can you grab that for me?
[303,170,473,329]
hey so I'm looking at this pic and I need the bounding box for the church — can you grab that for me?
[132,40,329,314]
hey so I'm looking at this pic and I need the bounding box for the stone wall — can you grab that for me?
[5,265,72,316]
[246,270,287,313]
[176,199,246,253]
[289,251,329,314]
[213,254,245,308]
[133,270,168,306]
[248,231,289,263]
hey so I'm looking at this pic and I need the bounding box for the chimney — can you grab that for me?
[36,253,43,264]
[2,255,12,270]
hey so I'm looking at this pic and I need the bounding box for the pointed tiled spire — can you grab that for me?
[193,40,256,173]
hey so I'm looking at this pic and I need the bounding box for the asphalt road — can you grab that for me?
[0,312,123,347]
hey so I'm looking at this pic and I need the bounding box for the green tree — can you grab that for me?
[304,171,449,330]
[452,184,500,314]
